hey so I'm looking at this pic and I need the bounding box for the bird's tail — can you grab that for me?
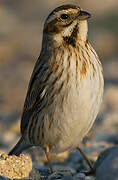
[8,136,32,156]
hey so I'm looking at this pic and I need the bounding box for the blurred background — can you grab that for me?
[0,0,118,170]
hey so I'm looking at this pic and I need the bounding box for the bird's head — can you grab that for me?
[43,4,91,47]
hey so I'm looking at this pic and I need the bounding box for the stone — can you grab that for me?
[0,154,32,179]
[95,146,118,180]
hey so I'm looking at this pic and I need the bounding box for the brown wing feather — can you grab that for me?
[20,53,49,134]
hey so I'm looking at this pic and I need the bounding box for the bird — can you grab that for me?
[8,4,104,174]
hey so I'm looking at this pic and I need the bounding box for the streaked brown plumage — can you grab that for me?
[9,4,104,174]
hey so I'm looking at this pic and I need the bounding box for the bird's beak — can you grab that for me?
[78,10,91,20]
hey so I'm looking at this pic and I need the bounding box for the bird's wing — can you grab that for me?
[20,55,49,134]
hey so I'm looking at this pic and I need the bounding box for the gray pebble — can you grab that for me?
[95,145,118,180]
[48,171,73,180]
[0,176,10,180]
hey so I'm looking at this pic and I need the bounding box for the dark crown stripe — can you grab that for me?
[48,4,80,19]
[53,4,80,12]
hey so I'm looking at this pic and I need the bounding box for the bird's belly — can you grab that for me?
[41,75,103,153]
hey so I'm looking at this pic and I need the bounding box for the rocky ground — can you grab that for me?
[0,0,118,179]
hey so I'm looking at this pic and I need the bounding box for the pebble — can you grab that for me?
[95,146,118,180]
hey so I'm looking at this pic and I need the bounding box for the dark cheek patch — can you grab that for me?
[44,19,60,34]
[48,24,59,34]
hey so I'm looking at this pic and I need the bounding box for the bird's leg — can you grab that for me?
[44,146,53,174]
[77,146,95,175]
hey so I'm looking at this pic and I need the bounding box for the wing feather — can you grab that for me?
[20,54,49,133]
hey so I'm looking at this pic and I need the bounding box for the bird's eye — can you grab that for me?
[60,13,69,20]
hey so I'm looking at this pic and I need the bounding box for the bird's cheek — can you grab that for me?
[45,20,62,34]
[48,24,59,34]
